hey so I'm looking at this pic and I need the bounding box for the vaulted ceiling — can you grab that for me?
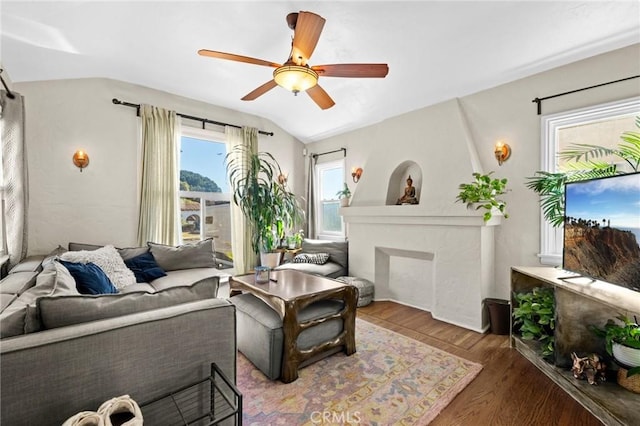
[2,1,639,142]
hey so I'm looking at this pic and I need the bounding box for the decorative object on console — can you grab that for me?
[455,172,508,222]
[396,175,419,205]
[72,150,89,172]
[570,352,606,385]
[351,167,363,183]
[494,141,511,166]
[336,182,351,207]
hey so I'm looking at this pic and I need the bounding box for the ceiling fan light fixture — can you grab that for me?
[273,65,318,94]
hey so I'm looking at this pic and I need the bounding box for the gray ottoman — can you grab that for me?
[231,293,344,380]
[336,276,374,307]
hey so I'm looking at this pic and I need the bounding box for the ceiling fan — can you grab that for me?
[198,11,389,110]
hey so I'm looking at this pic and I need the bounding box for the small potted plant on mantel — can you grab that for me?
[336,183,352,207]
[456,172,509,222]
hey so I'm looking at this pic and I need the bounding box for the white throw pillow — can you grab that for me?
[292,252,330,265]
[60,245,136,290]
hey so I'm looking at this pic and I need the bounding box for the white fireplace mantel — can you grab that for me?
[341,205,503,227]
[341,205,500,332]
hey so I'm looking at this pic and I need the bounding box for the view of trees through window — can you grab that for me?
[179,134,233,269]
[316,160,344,238]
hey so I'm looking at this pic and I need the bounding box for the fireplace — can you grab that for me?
[342,206,500,332]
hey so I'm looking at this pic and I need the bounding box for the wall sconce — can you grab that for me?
[351,167,363,183]
[72,150,90,172]
[277,172,288,185]
[494,142,511,166]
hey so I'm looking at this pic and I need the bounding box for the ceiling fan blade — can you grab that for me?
[198,49,281,68]
[241,80,278,101]
[312,63,389,78]
[306,84,335,110]
[291,11,326,65]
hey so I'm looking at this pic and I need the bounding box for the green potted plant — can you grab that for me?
[591,315,640,379]
[336,182,352,207]
[226,144,304,267]
[512,287,555,359]
[456,172,509,222]
[526,117,640,226]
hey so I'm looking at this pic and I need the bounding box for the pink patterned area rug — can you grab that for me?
[236,318,482,425]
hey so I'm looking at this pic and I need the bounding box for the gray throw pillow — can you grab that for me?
[292,252,330,265]
[118,246,150,261]
[37,278,219,330]
[148,239,216,271]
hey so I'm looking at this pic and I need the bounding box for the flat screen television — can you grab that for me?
[562,172,640,292]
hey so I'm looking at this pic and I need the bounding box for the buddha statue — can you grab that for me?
[397,175,419,205]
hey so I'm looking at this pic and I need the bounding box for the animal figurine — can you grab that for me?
[571,352,606,385]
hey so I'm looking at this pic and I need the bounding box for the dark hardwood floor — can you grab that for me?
[357,301,602,426]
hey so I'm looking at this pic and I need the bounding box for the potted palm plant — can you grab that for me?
[455,172,509,222]
[226,144,304,268]
[526,117,640,226]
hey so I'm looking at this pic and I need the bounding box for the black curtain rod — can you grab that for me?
[312,148,346,159]
[0,69,16,99]
[112,98,274,136]
[532,75,640,115]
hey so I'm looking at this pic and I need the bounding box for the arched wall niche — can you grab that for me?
[385,161,423,205]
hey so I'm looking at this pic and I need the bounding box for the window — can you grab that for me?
[315,159,345,239]
[539,97,640,265]
[179,127,233,269]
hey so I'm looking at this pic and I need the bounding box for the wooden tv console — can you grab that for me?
[510,266,640,426]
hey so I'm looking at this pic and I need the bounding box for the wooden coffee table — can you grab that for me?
[229,269,357,383]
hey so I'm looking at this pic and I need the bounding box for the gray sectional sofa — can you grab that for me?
[0,241,236,425]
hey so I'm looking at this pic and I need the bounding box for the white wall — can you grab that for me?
[307,43,640,300]
[14,78,304,254]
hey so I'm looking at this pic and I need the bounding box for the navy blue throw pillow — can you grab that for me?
[124,251,167,283]
[58,260,118,295]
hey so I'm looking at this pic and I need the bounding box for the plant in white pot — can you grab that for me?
[591,315,640,391]
[456,172,509,222]
[336,183,351,207]
[226,144,304,269]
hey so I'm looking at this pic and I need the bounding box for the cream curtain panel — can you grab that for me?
[137,104,180,246]
[305,153,317,239]
[0,90,28,267]
[225,126,258,273]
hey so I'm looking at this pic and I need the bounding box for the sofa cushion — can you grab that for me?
[124,252,167,283]
[0,293,17,312]
[0,262,79,337]
[149,268,225,292]
[117,246,150,261]
[275,261,344,279]
[68,242,104,252]
[37,278,219,330]
[60,245,136,290]
[301,239,348,269]
[8,255,46,274]
[0,271,38,296]
[148,239,216,271]
[58,260,118,295]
